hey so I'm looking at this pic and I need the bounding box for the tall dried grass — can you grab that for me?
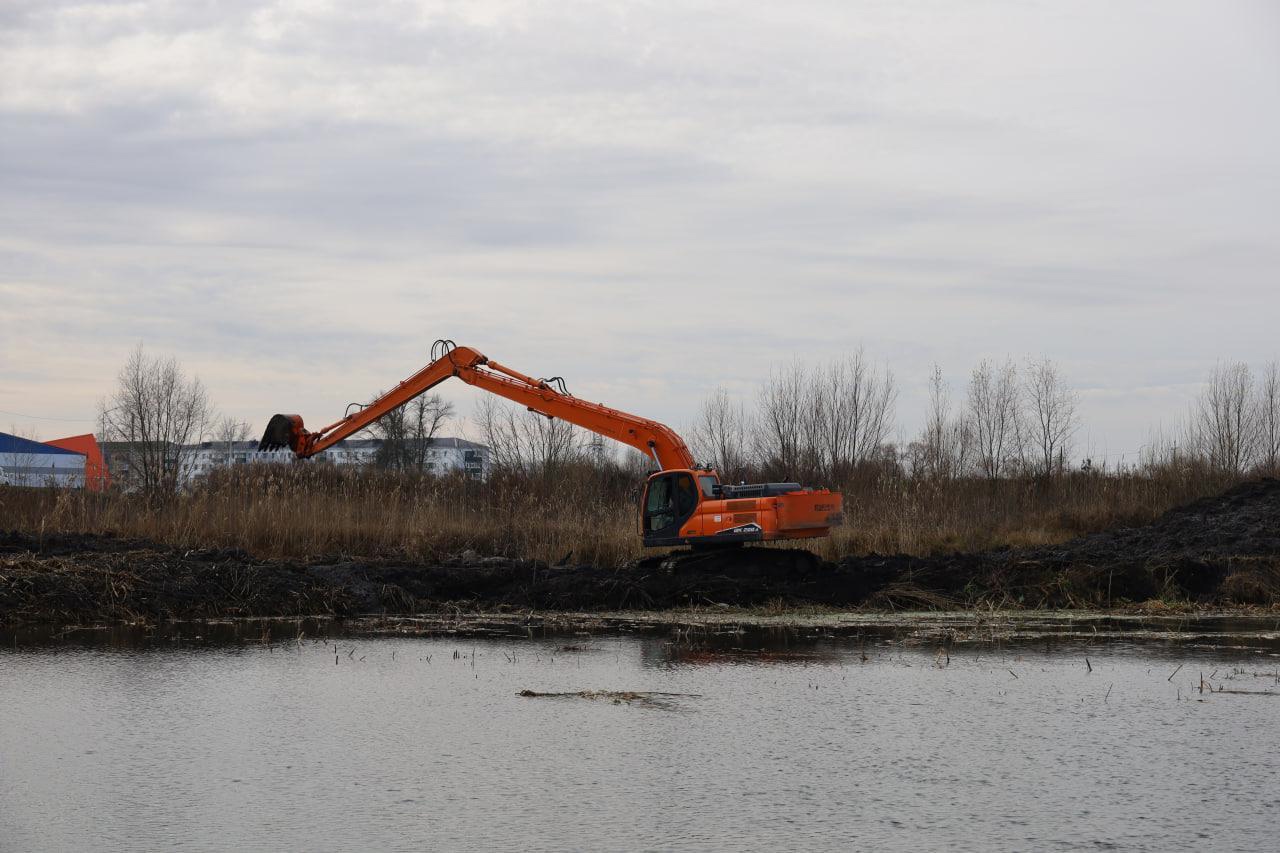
[1,460,1239,567]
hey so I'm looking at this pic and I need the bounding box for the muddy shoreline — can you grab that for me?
[3,479,1278,624]
[7,611,1280,657]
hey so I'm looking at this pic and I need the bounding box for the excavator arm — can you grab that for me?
[259,341,696,469]
[260,338,842,549]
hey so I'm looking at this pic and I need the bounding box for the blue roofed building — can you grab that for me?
[0,431,87,488]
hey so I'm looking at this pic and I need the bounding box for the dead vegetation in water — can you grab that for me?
[517,689,700,708]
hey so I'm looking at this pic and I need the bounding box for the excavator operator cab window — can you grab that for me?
[645,475,674,532]
[644,472,699,536]
[697,474,720,498]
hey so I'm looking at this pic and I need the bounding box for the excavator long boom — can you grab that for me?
[258,341,696,469]
[260,338,843,549]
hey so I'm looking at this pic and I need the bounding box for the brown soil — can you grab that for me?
[3,479,1278,623]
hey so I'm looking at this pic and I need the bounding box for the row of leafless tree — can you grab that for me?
[904,357,1081,482]
[690,350,898,483]
[1144,361,1280,476]
[461,354,1280,484]
[92,343,1279,496]
[687,355,1080,484]
[473,395,580,475]
[689,355,1280,484]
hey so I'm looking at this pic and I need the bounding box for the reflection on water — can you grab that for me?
[2,615,1277,852]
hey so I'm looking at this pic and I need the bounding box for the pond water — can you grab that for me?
[2,615,1278,852]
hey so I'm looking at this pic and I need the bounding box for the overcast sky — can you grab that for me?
[2,0,1277,463]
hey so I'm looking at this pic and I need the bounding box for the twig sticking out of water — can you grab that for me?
[1168,663,1183,682]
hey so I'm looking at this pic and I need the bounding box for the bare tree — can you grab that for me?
[475,396,581,475]
[754,363,807,477]
[1023,357,1078,478]
[968,358,1021,480]
[369,394,410,470]
[1140,424,1196,475]
[406,394,454,472]
[797,373,827,480]
[475,395,522,472]
[690,386,751,482]
[1192,362,1258,474]
[98,344,214,495]
[620,447,654,480]
[754,353,897,482]
[370,393,454,472]
[916,365,973,480]
[817,350,896,480]
[1257,361,1280,476]
[213,417,253,469]
[917,365,950,479]
[523,409,579,474]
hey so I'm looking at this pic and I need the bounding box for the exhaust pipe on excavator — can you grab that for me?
[258,414,306,453]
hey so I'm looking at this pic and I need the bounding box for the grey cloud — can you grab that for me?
[0,106,729,249]
[0,1,1277,455]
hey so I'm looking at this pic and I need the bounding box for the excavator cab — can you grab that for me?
[641,468,842,549]
[642,469,706,544]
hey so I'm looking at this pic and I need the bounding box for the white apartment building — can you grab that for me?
[185,436,489,481]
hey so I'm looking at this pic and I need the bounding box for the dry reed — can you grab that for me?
[0,460,1240,566]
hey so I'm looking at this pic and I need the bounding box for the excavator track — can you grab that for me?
[637,547,826,576]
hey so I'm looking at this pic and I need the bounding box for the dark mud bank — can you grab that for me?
[3,479,1279,622]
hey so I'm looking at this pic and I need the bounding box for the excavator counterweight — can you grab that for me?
[259,340,843,549]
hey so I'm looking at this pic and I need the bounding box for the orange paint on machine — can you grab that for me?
[257,339,843,551]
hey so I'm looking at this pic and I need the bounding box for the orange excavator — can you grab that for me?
[259,340,843,550]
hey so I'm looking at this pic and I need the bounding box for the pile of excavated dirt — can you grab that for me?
[2,479,1278,623]
[839,478,1280,609]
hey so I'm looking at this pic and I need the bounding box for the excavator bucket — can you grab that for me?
[258,414,305,453]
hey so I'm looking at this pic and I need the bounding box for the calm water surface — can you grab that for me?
[2,616,1278,852]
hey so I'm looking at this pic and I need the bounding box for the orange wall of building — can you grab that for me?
[44,434,110,491]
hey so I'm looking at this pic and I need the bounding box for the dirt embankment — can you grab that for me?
[2,479,1278,623]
